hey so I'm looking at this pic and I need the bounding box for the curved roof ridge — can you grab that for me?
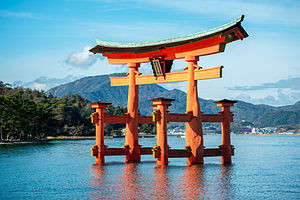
[96,15,245,48]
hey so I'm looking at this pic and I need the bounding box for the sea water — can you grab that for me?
[0,135,300,199]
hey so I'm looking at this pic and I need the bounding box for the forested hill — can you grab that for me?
[0,81,136,141]
[48,74,300,128]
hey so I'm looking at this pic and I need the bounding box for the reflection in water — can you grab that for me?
[2,137,299,199]
[89,162,235,200]
[90,165,106,199]
[90,163,148,199]
[119,163,145,199]
[151,166,172,199]
[181,165,207,199]
[217,165,234,200]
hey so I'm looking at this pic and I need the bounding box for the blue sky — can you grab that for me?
[0,0,299,106]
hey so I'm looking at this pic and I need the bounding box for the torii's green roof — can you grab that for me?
[90,15,248,54]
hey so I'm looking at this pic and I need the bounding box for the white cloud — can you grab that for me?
[235,88,300,106]
[65,46,98,69]
[229,77,300,91]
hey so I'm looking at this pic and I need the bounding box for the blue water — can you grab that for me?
[1,135,300,199]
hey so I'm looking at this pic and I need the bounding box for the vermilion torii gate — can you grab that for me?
[89,15,248,166]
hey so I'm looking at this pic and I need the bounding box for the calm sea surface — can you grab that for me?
[1,135,300,199]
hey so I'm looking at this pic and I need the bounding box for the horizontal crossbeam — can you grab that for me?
[110,66,223,86]
[152,148,228,158]
[103,147,233,157]
[202,114,223,122]
[168,113,193,122]
[104,115,130,123]
[101,113,230,124]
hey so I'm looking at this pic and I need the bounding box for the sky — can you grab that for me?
[0,0,299,106]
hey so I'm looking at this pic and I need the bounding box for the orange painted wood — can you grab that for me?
[168,113,192,122]
[103,36,226,64]
[90,103,110,164]
[104,115,130,123]
[107,57,149,64]
[185,56,204,165]
[110,66,223,86]
[125,63,141,162]
[201,114,223,122]
[104,148,126,156]
[151,98,174,166]
[203,148,222,157]
[168,149,191,158]
[138,116,153,124]
[215,101,236,165]
[103,148,226,157]
[140,147,153,155]
[175,43,225,58]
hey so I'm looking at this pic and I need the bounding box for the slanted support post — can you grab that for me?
[90,102,111,164]
[185,55,204,165]
[151,97,174,166]
[214,99,237,165]
[125,62,141,162]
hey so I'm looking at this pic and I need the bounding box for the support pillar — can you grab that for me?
[151,97,174,166]
[125,62,141,162]
[185,55,204,165]
[214,99,237,165]
[91,102,111,164]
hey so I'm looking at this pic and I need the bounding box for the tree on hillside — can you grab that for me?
[0,93,57,140]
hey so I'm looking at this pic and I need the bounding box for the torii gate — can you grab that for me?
[89,15,248,166]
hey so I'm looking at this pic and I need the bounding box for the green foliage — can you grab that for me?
[103,105,127,136]
[0,83,94,140]
[0,93,57,140]
[0,81,144,140]
[253,110,300,128]
[231,122,251,134]
[139,123,156,134]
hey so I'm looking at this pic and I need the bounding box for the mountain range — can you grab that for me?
[48,73,300,128]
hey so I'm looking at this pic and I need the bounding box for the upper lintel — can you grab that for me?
[90,15,248,64]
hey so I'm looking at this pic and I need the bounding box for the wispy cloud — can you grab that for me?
[235,89,300,106]
[0,10,34,18]
[65,46,99,69]
[229,77,300,91]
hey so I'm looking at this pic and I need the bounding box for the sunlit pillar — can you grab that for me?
[185,55,204,165]
[91,102,111,164]
[125,62,141,162]
[151,97,174,166]
[214,99,237,165]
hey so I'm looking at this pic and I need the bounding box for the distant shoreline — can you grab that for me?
[1,133,299,145]
[0,136,96,145]
[0,135,156,144]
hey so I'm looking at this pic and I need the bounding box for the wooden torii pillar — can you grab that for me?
[151,97,174,166]
[125,62,141,162]
[90,102,111,164]
[90,15,248,165]
[185,55,204,165]
[215,99,237,164]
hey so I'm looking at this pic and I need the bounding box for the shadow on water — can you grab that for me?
[89,162,235,199]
